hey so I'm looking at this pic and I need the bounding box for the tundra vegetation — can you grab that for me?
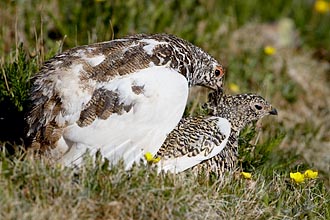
[0,1,330,219]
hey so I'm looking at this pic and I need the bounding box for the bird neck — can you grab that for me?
[210,95,252,131]
[187,46,217,87]
[227,116,249,132]
[165,40,214,87]
[140,34,217,87]
[169,44,203,86]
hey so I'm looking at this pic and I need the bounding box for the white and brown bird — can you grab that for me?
[156,91,277,175]
[26,33,225,169]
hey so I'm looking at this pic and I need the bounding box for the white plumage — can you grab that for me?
[57,66,188,169]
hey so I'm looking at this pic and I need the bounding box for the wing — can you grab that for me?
[157,116,231,173]
[26,36,178,152]
[56,66,188,169]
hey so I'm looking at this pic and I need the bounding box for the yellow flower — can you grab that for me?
[264,46,276,55]
[144,152,161,164]
[241,172,252,179]
[290,172,305,183]
[314,0,330,13]
[304,169,318,179]
[229,83,240,93]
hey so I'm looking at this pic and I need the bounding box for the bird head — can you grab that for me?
[206,92,278,131]
[188,59,225,90]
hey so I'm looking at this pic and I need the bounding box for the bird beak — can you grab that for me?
[208,80,223,91]
[207,83,222,91]
[216,81,224,90]
[269,108,278,115]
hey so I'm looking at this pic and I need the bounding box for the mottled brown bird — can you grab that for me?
[157,91,277,175]
[25,33,225,169]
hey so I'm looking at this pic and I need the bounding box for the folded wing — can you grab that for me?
[57,66,188,169]
[157,116,231,173]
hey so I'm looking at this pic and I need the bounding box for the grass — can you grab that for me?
[1,0,330,219]
[0,146,329,220]
[1,147,330,220]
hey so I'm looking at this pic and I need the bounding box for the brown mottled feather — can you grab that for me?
[157,116,226,158]
[77,89,133,127]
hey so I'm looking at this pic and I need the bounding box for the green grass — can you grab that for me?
[0,147,329,220]
[1,0,330,219]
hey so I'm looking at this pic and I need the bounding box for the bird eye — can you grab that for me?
[254,104,263,110]
[214,66,224,77]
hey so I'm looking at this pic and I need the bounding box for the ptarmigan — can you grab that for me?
[26,33,225,169]
[156,90,277,174]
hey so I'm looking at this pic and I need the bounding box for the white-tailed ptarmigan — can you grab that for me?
[156,90,277,174]
[26,33,225,169]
